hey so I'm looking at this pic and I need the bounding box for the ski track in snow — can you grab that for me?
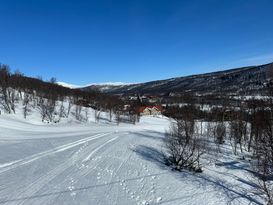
[0,115,264,205]
[15,134,120,205]
[0,132,111,174]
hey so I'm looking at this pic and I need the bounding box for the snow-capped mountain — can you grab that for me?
[58,82,132,90]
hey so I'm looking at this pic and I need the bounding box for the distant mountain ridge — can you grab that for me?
[58,82,132,89]
[82,62,273,96]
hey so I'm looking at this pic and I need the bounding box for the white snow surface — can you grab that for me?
[0,114,263,205]
[57,81,133,89]
[57,82,82,89]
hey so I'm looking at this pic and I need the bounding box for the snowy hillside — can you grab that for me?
[83,62,273,96]
[58,82,132,90]
[57,82,82,89]
[0,111,264,204]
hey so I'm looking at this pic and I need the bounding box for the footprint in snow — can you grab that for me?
[70,192,76,197]
[156,197,162,203]
[68,185,74,191]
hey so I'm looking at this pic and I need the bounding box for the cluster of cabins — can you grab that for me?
[123,95,164,116]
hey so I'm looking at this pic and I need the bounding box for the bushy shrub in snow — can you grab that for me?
[164,119,203,172]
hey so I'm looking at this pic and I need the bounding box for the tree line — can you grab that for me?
[0,63,138,124]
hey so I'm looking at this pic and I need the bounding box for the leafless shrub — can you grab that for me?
[251,101,273,205]
[214,122,226,145]
[23,93,31,119]
[164,119,203,172]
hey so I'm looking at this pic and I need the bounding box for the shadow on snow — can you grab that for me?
[132,141,263,205]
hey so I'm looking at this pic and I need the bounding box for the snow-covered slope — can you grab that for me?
[58,82,132,89]
[83,62,273,96]
[57,82,82,89]
[0,113,263,205]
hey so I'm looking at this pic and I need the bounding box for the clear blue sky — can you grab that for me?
[0,0,273,84]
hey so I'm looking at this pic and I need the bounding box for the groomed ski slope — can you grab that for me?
[0,115,263,205]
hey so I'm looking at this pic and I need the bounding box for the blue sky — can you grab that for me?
[0,0,273,84]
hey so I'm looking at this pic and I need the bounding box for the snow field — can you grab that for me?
[0,113,264,204]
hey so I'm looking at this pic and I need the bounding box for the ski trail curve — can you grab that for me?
[0,132,110,174]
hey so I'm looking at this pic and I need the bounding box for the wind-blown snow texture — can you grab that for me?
[0,114,263,205]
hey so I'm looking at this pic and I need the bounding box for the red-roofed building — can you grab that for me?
[138,106,163,116]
